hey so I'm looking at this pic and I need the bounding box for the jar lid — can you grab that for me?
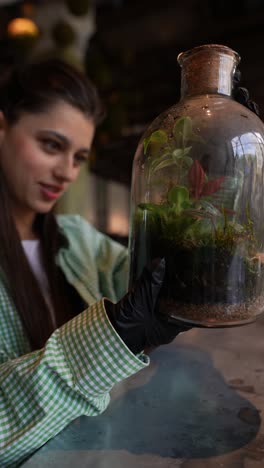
[177,44,241,67]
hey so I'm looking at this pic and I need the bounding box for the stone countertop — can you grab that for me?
[23,315,264,468]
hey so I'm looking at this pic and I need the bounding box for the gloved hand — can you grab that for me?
[233,69,260,116]
[105,258,190,354]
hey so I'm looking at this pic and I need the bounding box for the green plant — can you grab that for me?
[138,116,257,253]
[143,116,201,183]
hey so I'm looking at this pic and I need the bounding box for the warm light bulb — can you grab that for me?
[7,18,39,37]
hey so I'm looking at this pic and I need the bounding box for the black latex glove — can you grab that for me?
[233,69,260,116]
[105,258,190,355]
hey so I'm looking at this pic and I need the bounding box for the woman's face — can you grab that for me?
[0,100,95,237]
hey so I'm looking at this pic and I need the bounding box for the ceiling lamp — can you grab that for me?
[7,18,39,37]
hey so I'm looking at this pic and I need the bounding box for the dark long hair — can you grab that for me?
[0,59,104,350]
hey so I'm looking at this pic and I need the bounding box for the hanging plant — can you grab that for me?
[66,0,90,16]
[52,20,76,48]
[36,47,83,70]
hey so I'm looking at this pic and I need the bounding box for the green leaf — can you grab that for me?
[181,156,193,169]
[184,219,214,239]
[167,185,190,215]
[228,221,245,233]
[149,146,193,176]
[199,200,222,217]
[172,146,191,159]
[173,116,204,147]
[138,202,160,212]
[143,130,168,155]
[150,157,177,174]
[173,116,193,147]
[183,209,218,221]
[182,146,192,156]
[172,148,186,159]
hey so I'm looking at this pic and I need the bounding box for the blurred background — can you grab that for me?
[1,0,264,244]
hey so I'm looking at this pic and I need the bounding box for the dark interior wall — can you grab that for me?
[88,0,264,185]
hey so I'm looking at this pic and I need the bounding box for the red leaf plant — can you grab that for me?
[188,160,225,200]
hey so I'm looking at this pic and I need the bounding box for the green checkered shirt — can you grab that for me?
[0,215,149,467]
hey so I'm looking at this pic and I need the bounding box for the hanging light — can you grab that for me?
[7,17,39,38]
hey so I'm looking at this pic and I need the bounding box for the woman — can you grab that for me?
[0,59,187,466]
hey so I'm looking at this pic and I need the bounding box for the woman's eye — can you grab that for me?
[41,139,61,153]
[74,154,88,165]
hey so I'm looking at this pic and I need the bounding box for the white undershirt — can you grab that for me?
[22,240,56,328]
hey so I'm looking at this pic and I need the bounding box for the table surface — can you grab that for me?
[23,315,264,468]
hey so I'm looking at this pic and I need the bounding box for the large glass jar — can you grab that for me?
[129,44,264,327]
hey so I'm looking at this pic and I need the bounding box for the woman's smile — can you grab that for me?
[0,100,95,238]
[39,182,65,201]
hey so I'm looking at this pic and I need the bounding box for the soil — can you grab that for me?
[159,295,264,327]
[130,227,264,327]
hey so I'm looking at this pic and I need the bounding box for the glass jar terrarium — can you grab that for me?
[129,44,264,327]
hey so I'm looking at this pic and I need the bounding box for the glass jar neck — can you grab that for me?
[177,44,240,98]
